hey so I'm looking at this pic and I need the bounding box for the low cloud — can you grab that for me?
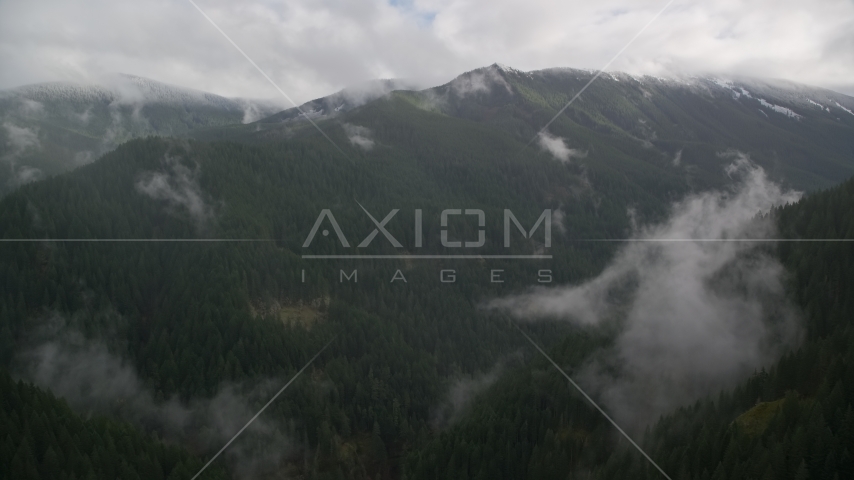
[431,360,509,429]
[537,131,586,163]
[449,66,513,98]
[672,148,683,166]
[236,98,288,124]
[2,122,43,187]
[11,165,43,186]
[337,78,425,107]
[3,122,40,152]
[73,150,95,166]
[18,98,44,117]
[135,154,214,227]
[488,156,802,429]
[99,103,151,155]
[342,123,375,150]
[75,106,93,124]
[16,325,295,479]
[239,101,266,124]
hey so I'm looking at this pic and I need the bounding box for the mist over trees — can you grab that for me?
[0,65,853,479]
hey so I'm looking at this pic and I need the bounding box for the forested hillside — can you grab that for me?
[0,65,853,480]
[0,369,230,480]
[0,129,651,478]
[407,176,854,480]
[0,75,284,195]
[228,65,854,193]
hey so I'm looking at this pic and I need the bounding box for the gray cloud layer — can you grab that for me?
[1,0,852,101]
[489,156,803,429]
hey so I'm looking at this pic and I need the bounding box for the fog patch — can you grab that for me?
[2,123,43,187]
[488,157,802,430]
[270,79,424,124]
[73,150,95,166]
[450,66,512,97]
[106,76,148,105]
[338,78,424,106]
[431,362,506,429]
[135,154,214,227]
[567,165,595,199]
[537,131,587,163]
[3,122,40,152]
[75,106,93,124]
[99,104,152,154]
[553,207,567,234]
[15,326,296,479]
[240,101,265,124]
[672,149,683,166]
[19,98,45,117]
[11,165,43,186]
[628,133,654,149]
[235,98,287,124]
[415,88,448,112]
[342,123,375,150]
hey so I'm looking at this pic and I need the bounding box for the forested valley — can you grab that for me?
[1,65,854,479]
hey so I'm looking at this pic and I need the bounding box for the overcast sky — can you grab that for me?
[1,0,852,102]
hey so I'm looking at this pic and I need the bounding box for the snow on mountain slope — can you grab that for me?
[258,78,429,124]
[3,65,854,197]
[3,74,286,120]
[0,75,287,194]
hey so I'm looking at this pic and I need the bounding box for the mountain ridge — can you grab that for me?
[1,63,854,479]
[212,63,854,193]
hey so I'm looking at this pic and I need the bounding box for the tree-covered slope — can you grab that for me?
[1,64,853,479]
[405,175,854,480]
[238,64,854,193]
[0,75,284,195]
[0,368,230,480]
[0,130,644,478]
